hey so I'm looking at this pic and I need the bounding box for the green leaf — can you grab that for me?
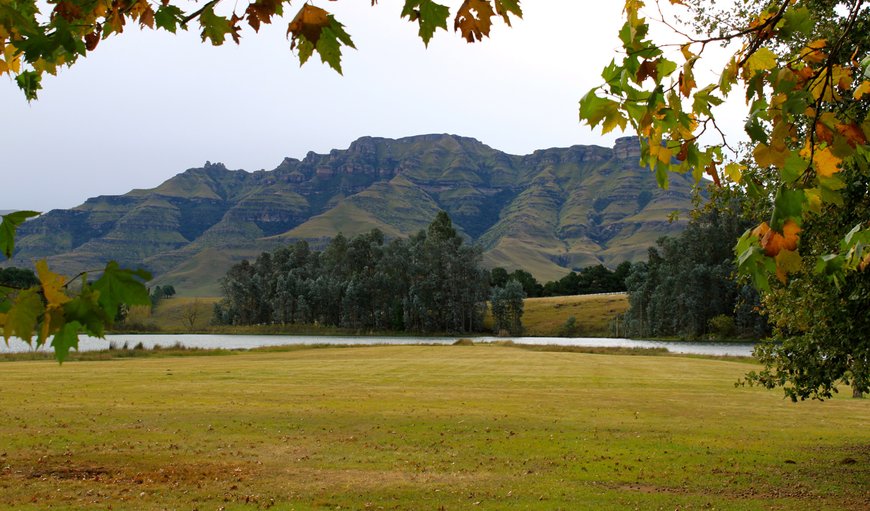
[15,70,41,101]
[91,262,152,322]
[0,210,39,258]
[3,288,43,344]
[401,0,449,47]
[781,152,808,183]
[735,231,774,292]
[155,4,185,33]
[51,320,82,363]
[771,187,805,230]
[199,5,231,45]
[63,285,109,338]
[781,7,813,38]
[579,90,615,127]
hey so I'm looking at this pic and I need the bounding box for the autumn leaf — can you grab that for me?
[835,122,867,148]
[812,146,842,178]
[855,80,870,100]
[35,260,68,306]
[492,0,522,25]
[288,6,355,73]
[744,47,777,74]
[454,0,495,42]
[636,59,658,84]
[246,0,285,32]
[774,249,802,283]
[3,288,43,344]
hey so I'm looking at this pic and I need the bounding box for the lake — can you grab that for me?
[0,334,756,357]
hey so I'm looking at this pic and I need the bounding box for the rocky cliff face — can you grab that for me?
[9,135,698,294]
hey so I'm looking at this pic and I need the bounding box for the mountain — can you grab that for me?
[8,134,699,295]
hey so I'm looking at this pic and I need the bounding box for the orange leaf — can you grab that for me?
[760,220,800,257]
[836,122,867,148]
[813,147,842,178]
[287,4,330,45]
[454,0,495,43]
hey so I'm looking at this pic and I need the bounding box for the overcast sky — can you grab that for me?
[2,1,744,212]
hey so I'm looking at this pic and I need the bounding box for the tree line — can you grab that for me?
[622,193,769,340]
[214,212,492,334]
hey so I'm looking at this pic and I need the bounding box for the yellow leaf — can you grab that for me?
[804,188,822,213]
[775,249,802,284]
[724,162,744,183]
[745,47,777,74]
[680,43,694,60]
[832,65,852,90]
[35,260,71,309]
[813,147,842,178]
[802,39,827,64]
[753,143,787,169]
[854,80,870,100]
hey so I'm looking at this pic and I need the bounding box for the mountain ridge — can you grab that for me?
[8,134,699,295]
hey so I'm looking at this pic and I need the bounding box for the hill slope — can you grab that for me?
[9,135,698,294]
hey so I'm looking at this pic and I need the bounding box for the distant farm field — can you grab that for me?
[1,346,867,510]
[521,293,628,337]
[129,293,628,338]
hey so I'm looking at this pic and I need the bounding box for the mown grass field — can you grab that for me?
[132,294,628,338]
[1,345,867,510]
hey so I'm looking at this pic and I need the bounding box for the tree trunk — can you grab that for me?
[852,381,864,399]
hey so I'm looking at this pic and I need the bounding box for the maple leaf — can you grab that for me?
[288,4,331,47]
[199,4,232,45]
[454,0,495,43]
[51,320,82,363]
[774,249,802,283]
[401,0,449,47]
[835,122,867,148]
[0,211,40,258]
[812,146,841,178]
[91,261,151,321]
[35,260,70,309]
[492,0,522,26]
[636,59,658,84]
[3,288,43,344]
[246,0,285,33]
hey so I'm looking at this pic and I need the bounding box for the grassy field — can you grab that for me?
[520,293,628,337]
[0,345,867,510]
[126,294,628,338]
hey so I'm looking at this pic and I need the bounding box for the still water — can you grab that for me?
[1,334,755,357]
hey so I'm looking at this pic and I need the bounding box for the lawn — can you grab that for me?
[2,346,866,510]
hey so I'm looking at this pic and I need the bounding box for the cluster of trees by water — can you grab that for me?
[622,196,769,340]
[214,212,493,333]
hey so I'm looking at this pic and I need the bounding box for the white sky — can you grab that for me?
[1,1,745,212]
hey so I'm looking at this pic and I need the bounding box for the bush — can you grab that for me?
[559,316,579,337]
[708,314,737,339]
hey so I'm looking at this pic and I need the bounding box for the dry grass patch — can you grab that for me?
[521,293,628,337]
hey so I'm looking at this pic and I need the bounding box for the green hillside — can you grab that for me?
[8,135,699,294]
